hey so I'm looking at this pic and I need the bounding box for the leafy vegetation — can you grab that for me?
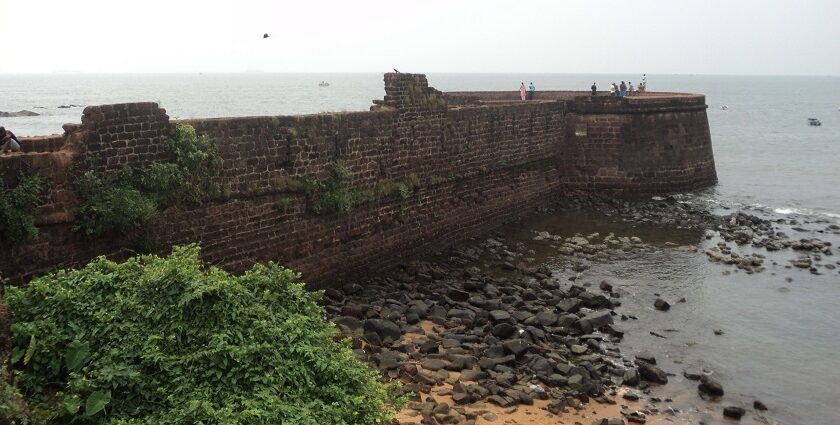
[301,162,419,215]
[0,364,29,424]
[73,124,222,238]
[0,174,45,245]
[5,245,404,425]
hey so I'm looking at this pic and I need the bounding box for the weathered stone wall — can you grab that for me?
[0,73,716,285]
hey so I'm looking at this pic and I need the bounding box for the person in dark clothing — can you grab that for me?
[0,127,21,153]
[619,81,627,97]
[591,82,597,95]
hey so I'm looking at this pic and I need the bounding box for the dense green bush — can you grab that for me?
[0,174,45,245]
[72,169,157,237]
[73,124,222,238]
[6,245,403,424]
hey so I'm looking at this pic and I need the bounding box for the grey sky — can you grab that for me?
[2,0,838,75]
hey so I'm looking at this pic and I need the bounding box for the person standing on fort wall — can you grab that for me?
[619,81,627,97]
[610,83,616,96]
[519,82,526,101]
[628,81,634,95]
[591,82,597,96]
[527,82,536,100]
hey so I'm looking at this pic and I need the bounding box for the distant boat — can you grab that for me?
[721,105,728,110]
[318,81,330,87]
[808,118,821,126]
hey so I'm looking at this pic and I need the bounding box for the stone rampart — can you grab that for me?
[0,73,716,285]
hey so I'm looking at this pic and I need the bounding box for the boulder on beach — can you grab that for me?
[698,374,724,397]
[0,110,39,117]
[723,406,746,420]
[635,360,668,384]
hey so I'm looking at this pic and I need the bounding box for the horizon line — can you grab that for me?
[1,71,838,78]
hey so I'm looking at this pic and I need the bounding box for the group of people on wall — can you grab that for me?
[591,75,647,97]
[518,82,536,100]
[518,75,648,101]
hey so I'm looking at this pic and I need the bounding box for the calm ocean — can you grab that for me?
[2,73,839,424]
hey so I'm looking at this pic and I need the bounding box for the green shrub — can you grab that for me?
[73,124,222,238]
[72,170,157,237]
[0,174,45,245]
[6,245,404,425]
[157,124,223,205]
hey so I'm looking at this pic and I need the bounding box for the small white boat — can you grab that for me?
[318,81,330,87]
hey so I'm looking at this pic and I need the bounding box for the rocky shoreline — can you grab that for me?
[323,196,837,425]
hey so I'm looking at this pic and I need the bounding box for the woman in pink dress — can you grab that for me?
[519,82,526,101]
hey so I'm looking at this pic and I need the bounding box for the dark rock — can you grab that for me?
[723,406,746,420]
[578,292,613,309]
[536,311,558,326]
[556,298,581,313]
[0,110,39,117]
[491,323,517,339]
[636,360,668,384]
[622,392,640,401]
[577,310,614,334]
[570,344,588,354]
[654,298,670,311]
[341,303,365,318]
[479,355,515,370]
[459,369,487,381]
[364,319,402,343]
[546,398,566,414]
[334,316,363,333]
[364,332,382,346]
[599,281,613,292]
[421,359,447,371]
[342,283,363,295]
[623,368,640,386]
[698,375,724,397]
[528,355,554,376]
[447,308,476,321]
[635,350,656,365]
[419,340,439,354]
[452,392,470,405]
[502,339,530,356]
[682,368,702,380]
[484,344,506,358]
[447,289,470,302]
[378,351,402,370]
[753,400,768,411]
[623,410,646,423]
[489,310,514,324]
[487,394,515,407]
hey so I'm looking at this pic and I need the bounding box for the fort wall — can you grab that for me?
[0,73,716,285]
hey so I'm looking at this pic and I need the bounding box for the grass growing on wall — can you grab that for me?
[5,245,405,425]
[0,174,45,245]
[73,124,222,240]
[300,162,420,216]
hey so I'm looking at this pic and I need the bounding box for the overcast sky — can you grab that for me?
[2,0,838,75]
